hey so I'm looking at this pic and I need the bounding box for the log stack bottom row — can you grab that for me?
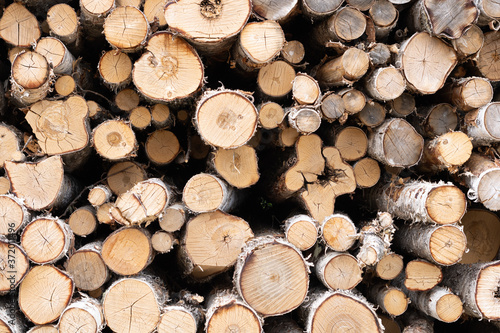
[2,0,500,332]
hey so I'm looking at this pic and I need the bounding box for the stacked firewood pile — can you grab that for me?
[1,0,500,332]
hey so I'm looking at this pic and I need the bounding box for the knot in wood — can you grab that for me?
[200,0,222,18]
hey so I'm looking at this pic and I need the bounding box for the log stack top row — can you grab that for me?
[1,0,500,332]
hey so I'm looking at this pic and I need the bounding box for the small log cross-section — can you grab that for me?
[133,32,204,102]
[102,277,161,333]
[92,119,138,161]
[5,156,78,211]
[0,3,40,47]
[0,194,29,235]
[408,286,463,323]
[443,260,500,320]
[462,152,500,211]
[25,96,90,156]
[403,259,443,291]
[66,242,109,292]
[300,289,383,332]
[320,213,357,252]
[459,209,500,264]
[372,180,466,225]
[113,178,171,225]
[368,118,424,168]
[58,296,104,333]
[18,265,74,325]
[234,236,309,317]
[101,227,153,276]
[183,173,237,213]
[103,6,149,52]
[465,102,500,146]
[179,210,253,280]
[157,305,200,333]
[315,251,363,291]
[195,90,258,149]
[375,253,404,280]
[212,145,260,189]
[367,283,409,317]
[284,214,318,251]
[205,290,262,333]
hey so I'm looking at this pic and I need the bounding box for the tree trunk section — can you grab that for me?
[464,102,500,145]
[402,259,442,291]
[312,7,367,47]
[179,210,253,280]
[357,101,386,128]
[281,40,305,64]
[0,239,29,295]
[462,152,500,211]
[412,103,458,138]
[58,296,104,333]
[320,92,345,121]
[0,194,30,235]
[92,119,138,161]
[315,251,363,291]
[35,37,75,75]
[292,73,321,105]
[46,4,80,46]
[103,6,149,52]
[0,123,25,168]
[441,77,493,112]
[353,157,381,188]
[151,230,177,254]
[459,209,500,264]
[80,0,115,39]
[375,253,404,280]
[182,173,237,213]
[106,161,147,196]
[407,286,463,323]
[367,283,409,317]
[0,3,40,47]
[284,214,318,251]
[88,185,112,207]
[18,265,74,325]
[365,66,406,101]
[144,129,180,165]
[451,24,484,58]
[98,50,132,91]
[389,92,416,118]
[158,305,201,333]
[287,107,322,134]
[257,60,296,100]
[234,236,309,317]
[159,202,188,232]
[66,241,110,292]
[316,48,370,88]
[320,213,357,252]
[212,145,260,188]
[301,0,343,20]
[252,0,299,22]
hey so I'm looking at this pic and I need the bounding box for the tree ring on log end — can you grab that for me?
[426,186,466,225]
[429,225,467,265]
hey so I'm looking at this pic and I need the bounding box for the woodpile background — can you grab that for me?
[2,0,500,332]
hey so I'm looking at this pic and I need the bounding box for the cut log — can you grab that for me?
[316,48,370,87]
[365,66,406,101]
[278,126,300,147]
[464,102,500,145]
[165,0,251,57]
[92,119,138,161]
[357,101,386,128]
[417,131,473,174]
[66,242,110,292]
[21,216,74,265]
[68,205,97,237]
[272,134,324,201]
[372,180,466,225]
[347,0,376,10]
[179,210,253,279]
[370,0,399,40]
[88,185,112,207]
[58,296,104,333]
[195,90,258,149]
[115,88,140,112]
[80,0,115,38]
[151,104,173,128]
[251,0,299,22]
[10,51,53,106]
[151,230,176,254]
[397,32,457,94]
[205,289,262,333]
[313,7,367,47]
[55,75,76,96]
[368,283,409,317]
[339,88,366,115]
[212,145,260,188]
[376,253,404,280]
[232,21,285,72]
[476,0,500,26]
[35,37,74,75]
[281,40,305,64]
[320,92,345,121]
[159,202,188,232]
[408,286,463,323]
[129,106,151,130]
[315,251,363,290]
[95,203,115,225]
[157,305,200,333]
[353,157,381,188]
[394,223,466,266]
[101,227,153,275]
[0,3,40,47]
[300,289,383,332]
[320,213,357,252]
[389,93,416,118]
[292,73,321,105]
[0,239,29,295]
[368,118,424,167]
[257,60,296,100]
[443,260,500,319]
[287,107,322,134]
[403,259,442,291]
[145,129,180,165]
[301,0,343,20]
[132,31,204,102]
[106,161,147,196]
[103,6,149,52]
[442,77,493,112]
[5,156,79,211]
[258,102,285,129]
[369,43,392,67]
[102,277,162,333]
[46,4,79,46]
[183,173,237,213]
[412,103,458,138]
[451,24,484,58]
[462,152,500,211]
[234,236,309,317]
[410,0,478,39]
[459,209,500,264]
[0,194,29,235]
[98,50,132,91]
[356,212,394,267]
[143,0,168,27]
[0,123,24,168]
[476,32,500,81]
[18,265,74,325]
[284,214,318,251]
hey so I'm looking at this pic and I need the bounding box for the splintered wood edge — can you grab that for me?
[405,260,442,291]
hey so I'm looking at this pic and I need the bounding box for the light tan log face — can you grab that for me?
[460,209,500,264]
